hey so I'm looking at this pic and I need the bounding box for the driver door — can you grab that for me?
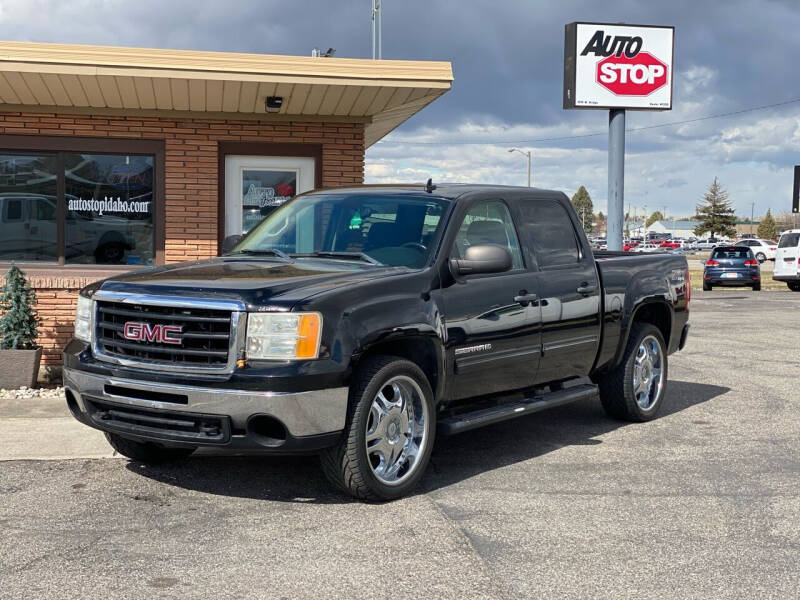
[441,198,542,400]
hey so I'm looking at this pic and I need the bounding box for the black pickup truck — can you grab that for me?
[64,184,690,500]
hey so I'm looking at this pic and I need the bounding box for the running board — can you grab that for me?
[438,384,598,436]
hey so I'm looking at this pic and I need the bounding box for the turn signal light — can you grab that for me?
[295,313,322,359]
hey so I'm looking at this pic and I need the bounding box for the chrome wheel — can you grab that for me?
[365,375,429,486]
[631,334,664,410]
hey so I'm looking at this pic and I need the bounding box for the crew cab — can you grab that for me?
[63,184,690,500]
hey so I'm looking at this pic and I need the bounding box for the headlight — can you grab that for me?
[74,295,94,343]
[246,312,322,360]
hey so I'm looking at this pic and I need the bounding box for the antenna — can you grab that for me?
[371,0,382,59]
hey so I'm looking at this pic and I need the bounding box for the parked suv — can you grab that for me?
[64,184,690,500]
[773,229,800,291]
[703,246,760,291]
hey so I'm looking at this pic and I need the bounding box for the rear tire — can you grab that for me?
[104,432,195,463]
[752,282,761,291]
[756,252,766,263]
[703,281,712,291]
[788,282,800,292]
[320,356,435,501]
[596,323,668,422]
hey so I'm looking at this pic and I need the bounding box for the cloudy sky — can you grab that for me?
[1,0,799,219]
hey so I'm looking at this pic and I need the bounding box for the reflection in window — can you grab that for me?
[452,201,524,269]
[0,154,58,262]
[65,154,154,265]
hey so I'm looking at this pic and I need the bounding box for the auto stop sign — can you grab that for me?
[564,23,674,110]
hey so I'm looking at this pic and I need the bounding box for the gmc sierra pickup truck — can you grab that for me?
[64,184,690,500]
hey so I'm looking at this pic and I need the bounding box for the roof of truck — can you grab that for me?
[314,183,566,200]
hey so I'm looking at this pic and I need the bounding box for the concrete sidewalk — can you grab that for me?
[0,394,116,461]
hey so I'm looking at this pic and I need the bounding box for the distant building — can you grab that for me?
[646,220,702,238]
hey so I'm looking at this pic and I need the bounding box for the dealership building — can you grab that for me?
[0,41,452,373]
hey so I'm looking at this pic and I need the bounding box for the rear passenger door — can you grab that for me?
[516,198,601,384]
[441,198,542,400]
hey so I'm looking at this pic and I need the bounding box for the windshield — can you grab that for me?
[232,192,451,268]
[711,247,752,259]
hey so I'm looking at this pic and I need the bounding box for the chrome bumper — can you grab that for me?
[62,367,348,438]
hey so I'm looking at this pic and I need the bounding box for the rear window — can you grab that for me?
[778,233,800,248]
[711,247,752,259]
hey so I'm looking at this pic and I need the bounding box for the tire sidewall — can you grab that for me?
[624,324,668,420]
[350,359,436,500]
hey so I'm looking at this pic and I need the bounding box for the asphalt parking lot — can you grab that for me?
[1,290,799,599]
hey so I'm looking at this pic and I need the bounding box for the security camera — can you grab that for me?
[265,96,283,113]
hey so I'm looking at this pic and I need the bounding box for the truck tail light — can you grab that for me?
[744,259,758,266]
[706,259,719,266]
[685,268,691,308]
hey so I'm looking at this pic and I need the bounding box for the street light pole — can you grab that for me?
[509,148,532,187]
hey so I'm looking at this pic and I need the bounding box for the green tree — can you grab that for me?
[571,186,594,234]
[645,211,664,228]
[694,177,737,238]
[757,209,778,240]
[0,265,39,350]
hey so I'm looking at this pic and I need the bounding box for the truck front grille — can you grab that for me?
[95,300,233,368]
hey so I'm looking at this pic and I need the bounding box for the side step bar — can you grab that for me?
[438,384,598,436]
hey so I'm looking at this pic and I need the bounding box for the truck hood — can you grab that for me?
[95,256,408,307]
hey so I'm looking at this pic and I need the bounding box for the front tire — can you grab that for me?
[597,323,668,422]
[321,356,435,501]
[105,432,196,463]
[788,282,800,292]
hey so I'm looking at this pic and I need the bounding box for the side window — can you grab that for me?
[518,200,581,268]
[452,200,523,270]
[5,199,23,221]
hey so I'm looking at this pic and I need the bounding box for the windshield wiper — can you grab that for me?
[289,251,383,265]
[229,248,290,259]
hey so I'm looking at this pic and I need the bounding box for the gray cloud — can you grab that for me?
[0,0,799,217]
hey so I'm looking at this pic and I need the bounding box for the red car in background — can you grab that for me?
[659,240,681,249]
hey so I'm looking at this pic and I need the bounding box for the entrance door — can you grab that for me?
[224,155,315,237]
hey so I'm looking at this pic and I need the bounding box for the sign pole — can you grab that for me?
[607,108,625,251]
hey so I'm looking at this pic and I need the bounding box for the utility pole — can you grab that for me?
[508,148,532,187]
[751,201,756,235]
[371,0,382,59]
[607,109,625,251]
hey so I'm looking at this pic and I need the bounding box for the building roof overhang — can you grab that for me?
[0,41,453,147]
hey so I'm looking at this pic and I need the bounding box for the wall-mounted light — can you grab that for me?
[265,96,283,113]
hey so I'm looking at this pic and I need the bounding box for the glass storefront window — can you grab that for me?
[0,149,156,266]
[0,154,59,262]
[240,169,297,234]
[65,154,154,265]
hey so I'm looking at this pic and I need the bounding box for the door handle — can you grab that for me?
[577,283,597,295]
[514,292,538,306]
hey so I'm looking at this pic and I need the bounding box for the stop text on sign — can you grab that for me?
[564,22,674,110]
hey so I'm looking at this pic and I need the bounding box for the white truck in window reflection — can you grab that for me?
[0,193,151,264]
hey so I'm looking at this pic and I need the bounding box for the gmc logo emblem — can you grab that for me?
[123,322,183,345]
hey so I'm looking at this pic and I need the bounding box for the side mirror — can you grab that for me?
[449,244,512,278]
[221,234,243,255]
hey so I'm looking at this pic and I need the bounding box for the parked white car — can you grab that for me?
[773,229,800,291]
[636,242,662,253]
[696,238,721,249]
[735,238,778,262]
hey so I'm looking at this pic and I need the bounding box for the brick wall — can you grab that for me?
[0,110,366,367]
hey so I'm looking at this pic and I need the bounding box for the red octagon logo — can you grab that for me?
[596,52,668,96]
